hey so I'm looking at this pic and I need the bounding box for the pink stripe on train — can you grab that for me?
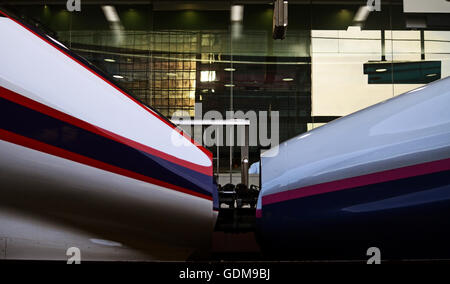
[262,157,450,206]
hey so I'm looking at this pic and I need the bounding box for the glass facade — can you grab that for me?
[3,0,449,176]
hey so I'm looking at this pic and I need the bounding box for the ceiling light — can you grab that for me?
[282,78,294,81]
[224,68,236,72]
[224,84,235,87]
[104,58,116,63]
[113,75,124,79]
[231,5,244,22]
[353,5,370,23]
[375,68,388,72]
[102,5,120,23]
[426,73,437,77]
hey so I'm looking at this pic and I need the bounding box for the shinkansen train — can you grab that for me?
[0,9,218,261]
[257,76,450,259]
[1,7,450,261]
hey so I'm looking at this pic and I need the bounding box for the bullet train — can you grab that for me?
[257,76,450,260]
[0,9,218,261]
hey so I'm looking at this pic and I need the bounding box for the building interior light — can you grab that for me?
[200,71,216,82]
[113,75,124,79]
[282,78,294,81]
[224,68,236,72]
[104,58,116,63]
[224,84,235,87]
[375,68,388,72]
[426,73,438,77]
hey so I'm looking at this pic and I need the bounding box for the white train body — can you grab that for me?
[257,77,450,258]
[0,11,216,261]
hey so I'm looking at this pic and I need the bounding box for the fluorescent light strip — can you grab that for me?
[102,5,120,23]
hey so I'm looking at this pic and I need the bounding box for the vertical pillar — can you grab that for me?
[241,124,249,186]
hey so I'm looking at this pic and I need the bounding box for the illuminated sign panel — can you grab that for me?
[403,0,450,13]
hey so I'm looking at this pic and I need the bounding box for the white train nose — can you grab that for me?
[257,77,450,259]
[0,10,218,261]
